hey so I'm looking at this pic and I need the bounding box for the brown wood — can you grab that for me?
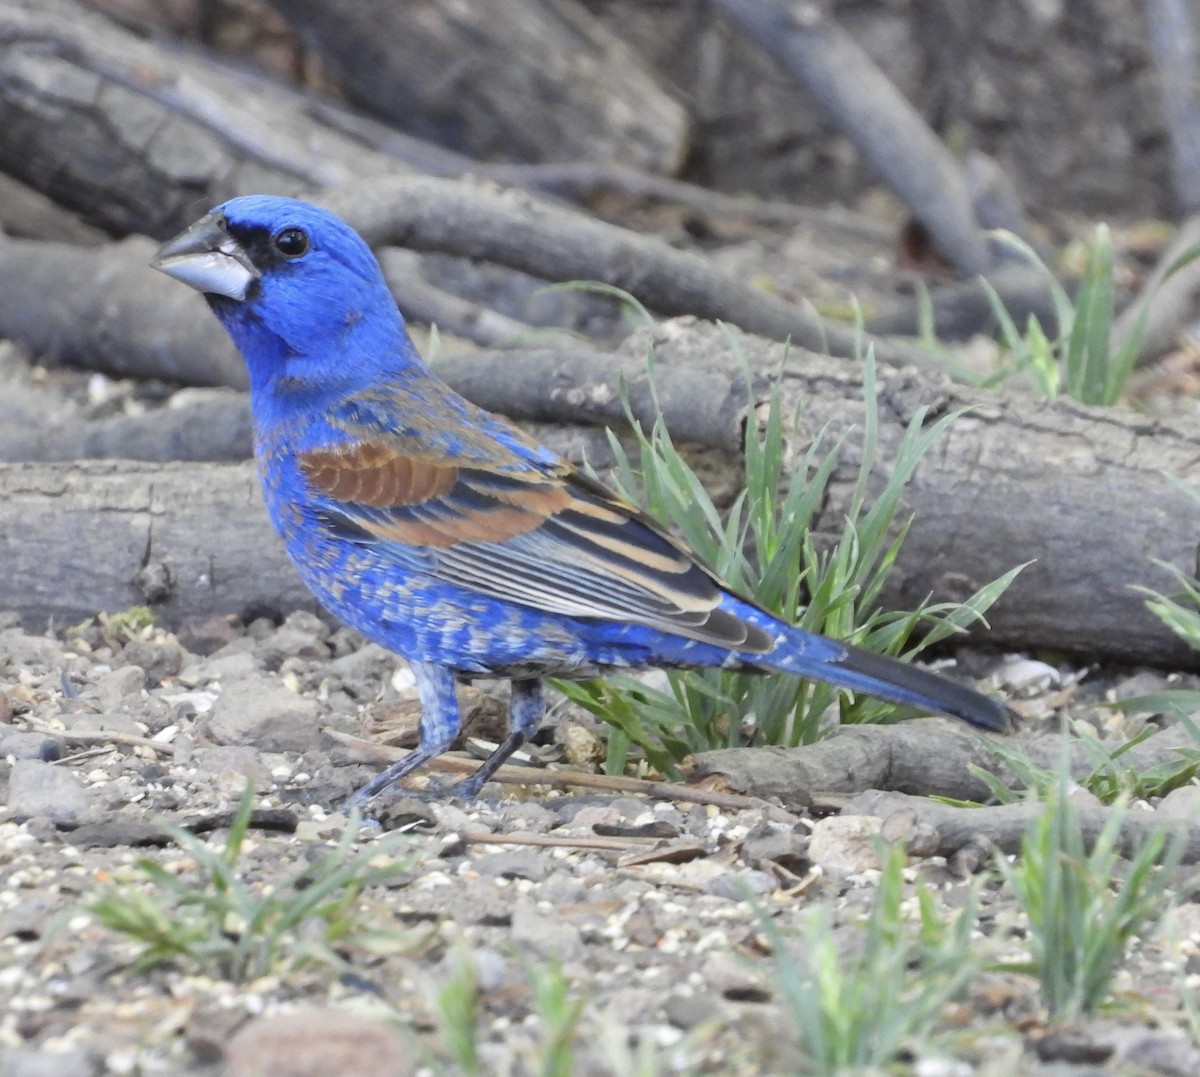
[0,0,397,237]
[847,789,1200,863]
[320,174,936,367]
[3,320,1200,672]
[0,232,248,388]
[689,719,1200,810]
[0,459,311,629]
[713,0,995,276]
[688,719,1003,810]
[263,0,688,174]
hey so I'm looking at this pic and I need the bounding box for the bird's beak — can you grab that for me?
[150,212,261,300]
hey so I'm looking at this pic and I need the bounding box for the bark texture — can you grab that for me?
[265,0,688,173]
[0,459,310,629]
[3,320,1200,672]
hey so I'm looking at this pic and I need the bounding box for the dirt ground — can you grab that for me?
[0,605,1199,1076]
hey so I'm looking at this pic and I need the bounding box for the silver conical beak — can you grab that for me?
[150,212,261,300]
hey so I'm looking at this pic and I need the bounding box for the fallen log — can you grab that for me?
[0,391,252,463]
[689,720,1200,810]
[595,322,1200,669]
[0,0,398,236]
[713,0,997,277]
[0,185,934,380]
[846,789,1200,865]
[318,175,935,368]
[2,321,1200,671]
[0,233,248,388]
[0,459,311,631]
[688,720,1004,808]
[264,0,688,174]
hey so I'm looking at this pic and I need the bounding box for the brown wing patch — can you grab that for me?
[365,504,557,547]
[460,474,573,516]
[303,442,575,548]
[301,444,459,508]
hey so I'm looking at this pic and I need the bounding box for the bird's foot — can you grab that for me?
[421,772,502,802]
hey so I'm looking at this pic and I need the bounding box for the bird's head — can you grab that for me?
[152,195,417,398]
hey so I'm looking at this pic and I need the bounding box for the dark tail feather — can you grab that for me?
[821,640,1014,733]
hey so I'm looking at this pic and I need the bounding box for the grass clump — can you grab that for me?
[996,768,1182,1019]
[938,226,1141,405]
[433,954,681,1077]
[761,845,980,1073]
[555,342,1018,775]
[1135,477,1200,658]
[943,227,1200,406]
[89,785,414,982]
[971,729,1200,807]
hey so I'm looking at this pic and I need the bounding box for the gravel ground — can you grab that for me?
[1,611,1200,1077]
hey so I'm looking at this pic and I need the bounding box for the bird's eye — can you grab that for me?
[273,227,310,258]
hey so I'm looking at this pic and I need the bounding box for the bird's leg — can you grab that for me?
[345,661,460,807]
[444,678,544,799]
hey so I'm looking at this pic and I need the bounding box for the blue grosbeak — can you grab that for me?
[152,196,1011,804]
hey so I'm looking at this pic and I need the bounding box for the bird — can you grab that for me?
[151,195,1013,805]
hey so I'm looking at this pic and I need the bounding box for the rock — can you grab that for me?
[472,849,549,881]
[558,720,605,766]
[119,637,184,686]
[1113,1026,1200,1074]
[246,616,277,641]
[92,664,146,708]
[535,874,587,905]
[701,951,769,1002]
[622,905,661,947]
[187,649,261,685]
[740,825,810,874]
[66,817,172,849]
[192,745,274,788]
[464,947,512,992]
[119,694,176,734]
[328,641,398,697]
[1035,1025,1113,1064]
[511,899,584,961]
[428,801,480,833]
[0,629,65,668]
[664,991,722,1029]
[604,987,661,1025]
[706,868,775,900]
[57,711,144,737]
[807,815,883,877]
[0,896,63,941]
[1107,669,1176,702]
[494,800,557,833]
[0,1048,99,1077]
[994,657,1060,692]
[259,622,331,669]
[176,613,243,656]
[0,730,63,761]
[913,1057,973,1077]
[224,1007,416,1077]
[1155,784,1200,824]
[558,803,624,831]
[204,676,322,753]
[282,610,331,640]
[6,759,95,826]
[184,1005,250,1064]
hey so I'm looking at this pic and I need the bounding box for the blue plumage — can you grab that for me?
[152,196,1012,803]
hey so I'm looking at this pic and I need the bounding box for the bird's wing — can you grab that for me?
[299,428,772,653]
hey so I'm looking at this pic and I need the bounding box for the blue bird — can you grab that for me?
[152,196,1012,804]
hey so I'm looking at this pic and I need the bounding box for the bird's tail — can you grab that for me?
[742,614,1013,733]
